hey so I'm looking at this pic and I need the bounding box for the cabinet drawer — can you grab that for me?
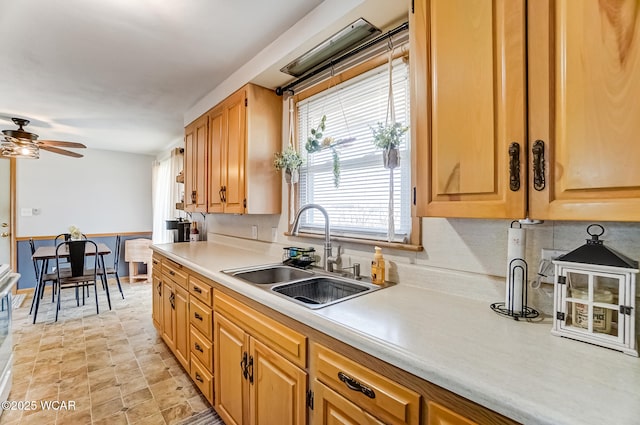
[152,255,162,277]
[214,290,306,369]
[313,343,420,425]
[190,325,213,372]
[190,297,213,340]
[189,275,213,306]
[162,259,188,289]
[190,356,213,405]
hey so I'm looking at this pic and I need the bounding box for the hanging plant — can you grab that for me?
[305,115,354,188]
[370,121,408,169]
[273,146,304,183]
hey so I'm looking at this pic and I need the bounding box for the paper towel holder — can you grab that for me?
[491,257,540,320]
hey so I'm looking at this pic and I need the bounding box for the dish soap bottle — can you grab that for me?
[371,246,385,285]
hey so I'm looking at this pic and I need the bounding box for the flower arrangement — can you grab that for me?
[305,115,355,188]
[69,225,82,240]
[273,146,304,174]
[371,121,408,150]
[371,121,408,169]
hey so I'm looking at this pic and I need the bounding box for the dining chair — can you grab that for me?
[28,238,63,315]
[97,235,124,299]
[54,239,100,322]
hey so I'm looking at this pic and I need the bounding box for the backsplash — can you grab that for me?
[205,213,640,327]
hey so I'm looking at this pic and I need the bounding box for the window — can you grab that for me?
[296,58,411,243]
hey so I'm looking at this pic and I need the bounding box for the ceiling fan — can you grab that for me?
[1,117,86,159]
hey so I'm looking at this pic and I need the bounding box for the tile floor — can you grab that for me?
[0,281,212,425]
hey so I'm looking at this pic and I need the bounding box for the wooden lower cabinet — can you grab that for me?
[214,291,308,425]
[161,280,175,351]
[151,273,163,331]
[313,380,385,425]
[173,283,190,371]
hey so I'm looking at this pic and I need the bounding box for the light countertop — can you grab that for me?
[152,241,640,425]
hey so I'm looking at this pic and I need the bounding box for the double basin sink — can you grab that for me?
[223,264,385,309]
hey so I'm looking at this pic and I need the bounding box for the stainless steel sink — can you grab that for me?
[271,276,381,309]
[223,264,386,309]
[224,264,314,284]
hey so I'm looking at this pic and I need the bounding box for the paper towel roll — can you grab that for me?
[505,227,526,313]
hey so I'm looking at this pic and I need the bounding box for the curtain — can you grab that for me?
[152,149,184,243]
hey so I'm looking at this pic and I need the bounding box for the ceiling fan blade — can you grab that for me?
[38,140,86,149]
[39,145,84,158]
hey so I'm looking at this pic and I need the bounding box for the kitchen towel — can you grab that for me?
[505,226,526,313]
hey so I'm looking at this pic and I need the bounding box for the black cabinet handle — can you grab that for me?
[241,352,248,379]
[248,355,254,384]
[338,372,375,399]
[532,140,546,191]
[169,293,175,310]
[157,282,162,295]
[195,372,203,383]
[194,342,204,353]
[169,270,175,276]
[509,142,521,192]
[194,312,203,321]
[191,190,197,204]
[193,286,202,294]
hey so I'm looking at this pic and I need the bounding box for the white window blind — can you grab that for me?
[296,58,411,242]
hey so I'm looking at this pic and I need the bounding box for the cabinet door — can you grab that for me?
[215,312,248,425]
[161,281,175,350]
[413,0,527,218]
[313,380,384,425]
[224,89,247,214]
[208,105,225,213]
[184,123,195,212]
[249,338,306,425]
[174,283,190,371]
[528,0,640,220]
[152,274,163,331]
[185,114,208,213]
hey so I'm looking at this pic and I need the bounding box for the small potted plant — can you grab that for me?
[371,121,408,169]
[273,145,304,184]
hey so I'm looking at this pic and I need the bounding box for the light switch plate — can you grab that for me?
[251,225,258,240]
[21,208,33,217]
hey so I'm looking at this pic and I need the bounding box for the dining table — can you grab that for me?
[31,242,112,323]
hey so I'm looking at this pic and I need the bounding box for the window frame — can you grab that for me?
[289,51,422,250]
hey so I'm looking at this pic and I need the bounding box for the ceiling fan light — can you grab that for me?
[1,143,39,159]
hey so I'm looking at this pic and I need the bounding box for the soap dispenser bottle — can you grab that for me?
[371,246,385,285]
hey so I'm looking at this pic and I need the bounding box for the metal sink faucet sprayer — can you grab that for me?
[290,204,339,271]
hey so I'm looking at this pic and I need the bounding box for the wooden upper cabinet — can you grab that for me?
[223,89,247,214]
[413,0,527,219]
[184,114,208,213]
[208,104,225,213]
[528,0,640,221]
[206,83,281,214]
[414,0,640,221]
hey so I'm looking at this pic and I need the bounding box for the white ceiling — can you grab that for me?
[0,0,407,157]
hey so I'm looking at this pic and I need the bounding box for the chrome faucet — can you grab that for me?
[290,204,337,271]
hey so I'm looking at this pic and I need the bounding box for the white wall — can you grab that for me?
[16,149,154,237]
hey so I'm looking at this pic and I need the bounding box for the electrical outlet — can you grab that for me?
[539,249,568,284]
[251,225,258,240]
[271,227,278,242]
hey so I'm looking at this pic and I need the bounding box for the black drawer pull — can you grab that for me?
[169,270,175,276]
[195,372,203,383]
[338,372,375,399]
[193,286,202,293]
[194,312,203,321]
[194,342,204,353]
